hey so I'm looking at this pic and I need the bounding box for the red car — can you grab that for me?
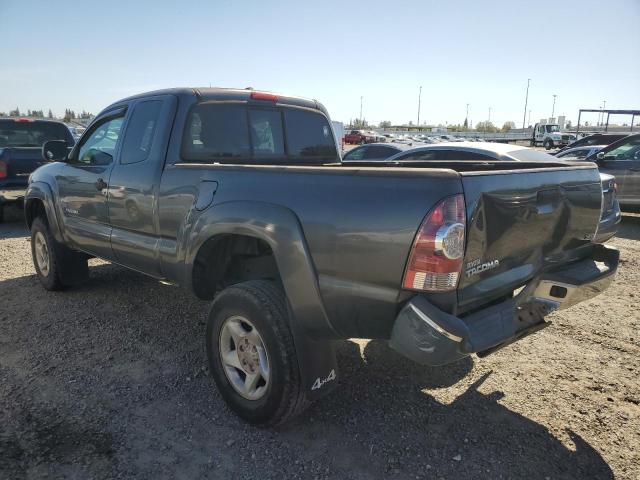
[344,129,376,144]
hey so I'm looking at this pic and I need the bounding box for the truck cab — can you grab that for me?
[532,123,576,150]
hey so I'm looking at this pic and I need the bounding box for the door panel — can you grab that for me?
[57,113,125,259]
[108,95,177,277]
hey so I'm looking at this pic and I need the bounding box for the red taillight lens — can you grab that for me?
[250,91,279,102]
[15,117,34,123]
[403,194,466,292]
[0,160,7,178]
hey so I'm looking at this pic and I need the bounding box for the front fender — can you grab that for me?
[25,182,64,243]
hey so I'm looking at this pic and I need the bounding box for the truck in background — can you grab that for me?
[531,123,576,150]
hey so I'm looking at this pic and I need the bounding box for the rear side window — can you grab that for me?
[120,100,162,164]
[181,103,337,164]
[284,109,336,159]
[0,120,74,148]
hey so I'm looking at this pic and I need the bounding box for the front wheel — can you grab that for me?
[544,139,554,150]
[206,280,309,426]
[30,216,88,290]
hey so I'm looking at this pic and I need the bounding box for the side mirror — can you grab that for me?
[596,152,605,160]
[42,140,69,162]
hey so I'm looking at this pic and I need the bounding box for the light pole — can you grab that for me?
[465,103,469,127]
[551,94,557,119]
[359,96,363,125]
[522,78,530,130]
[417,86,422,128]
[488,107,491,124]
[528,109,531,128]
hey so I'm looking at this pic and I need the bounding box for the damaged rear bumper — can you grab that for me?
[389,244,619,366]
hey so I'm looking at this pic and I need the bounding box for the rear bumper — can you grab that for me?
[0,186,26,206]
[389,244,619,366]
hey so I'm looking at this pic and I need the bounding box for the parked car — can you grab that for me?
[558,133,628,153]
[587,133,640,211]
[344,129,376,144]
[0,117,75,222]
[342,142,410,161]
[26,88,618,426]
[555,145,606,161]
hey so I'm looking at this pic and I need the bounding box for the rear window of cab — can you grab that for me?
[181,103,338,164]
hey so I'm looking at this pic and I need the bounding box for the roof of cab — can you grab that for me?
[103,87,324,115]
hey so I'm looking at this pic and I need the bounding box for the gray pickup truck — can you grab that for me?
[25,88,619,425]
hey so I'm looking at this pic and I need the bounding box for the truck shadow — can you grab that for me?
[616,213,640,241]
[0,263,614,479]
[305,339,614,478]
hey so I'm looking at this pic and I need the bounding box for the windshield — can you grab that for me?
[545,125,559,133]
[0,120,74,148]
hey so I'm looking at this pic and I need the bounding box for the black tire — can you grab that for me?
[30,216,88,291]
[544,139,553,150]
[206,280,309,426]
[0,205,4,223]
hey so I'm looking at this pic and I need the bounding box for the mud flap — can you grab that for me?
[289,315,339,401]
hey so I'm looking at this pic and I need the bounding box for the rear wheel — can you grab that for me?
[544,139,554,150]
[30,216,88,290]
[206,280,309,426]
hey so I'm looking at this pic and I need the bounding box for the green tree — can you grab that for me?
[47,109,53,119]
[379,120,391,128]
[476,121,498,133]
[9,107,20,117]
[501,121,515,132]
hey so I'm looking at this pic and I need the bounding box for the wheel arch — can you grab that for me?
[24,182,64,242]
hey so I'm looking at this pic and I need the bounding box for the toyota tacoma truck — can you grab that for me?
[0,117,75,221]
[25,88,619,425]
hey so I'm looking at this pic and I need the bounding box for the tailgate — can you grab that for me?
[458,166,602,312]
[0,148,45,187]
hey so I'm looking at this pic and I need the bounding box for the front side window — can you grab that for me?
[602,137,640,160]
[120,100,162,164]
[76,116,124,165]
[182,103,337,164]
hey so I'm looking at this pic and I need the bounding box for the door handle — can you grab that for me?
[95,178,107,191]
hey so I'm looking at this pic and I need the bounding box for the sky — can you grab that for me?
[1,0,639,127]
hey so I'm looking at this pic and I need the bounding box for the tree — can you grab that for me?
[565,120,572,129]
[476,121,498,133]
[463,118,468,129]
[9,107,20,117]
[47,109,53,119]
[501,121,515,132]
[379,120,391,128]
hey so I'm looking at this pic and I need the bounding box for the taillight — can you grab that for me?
[250,91,279,102]
[0,160,7,178]
[403,194,466,292]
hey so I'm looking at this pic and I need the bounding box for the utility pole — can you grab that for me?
[551,94,557,119]
[602,100,607,127]
[522,78,530,130]
[528,109,531,128]
[359,96,363,125]
[465,103,469,127]
[417,86,422,128]
[488,107,491,123]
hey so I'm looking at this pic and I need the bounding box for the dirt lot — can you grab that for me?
[1,204,638,479]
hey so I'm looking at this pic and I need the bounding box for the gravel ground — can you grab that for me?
[1,203,639,480]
